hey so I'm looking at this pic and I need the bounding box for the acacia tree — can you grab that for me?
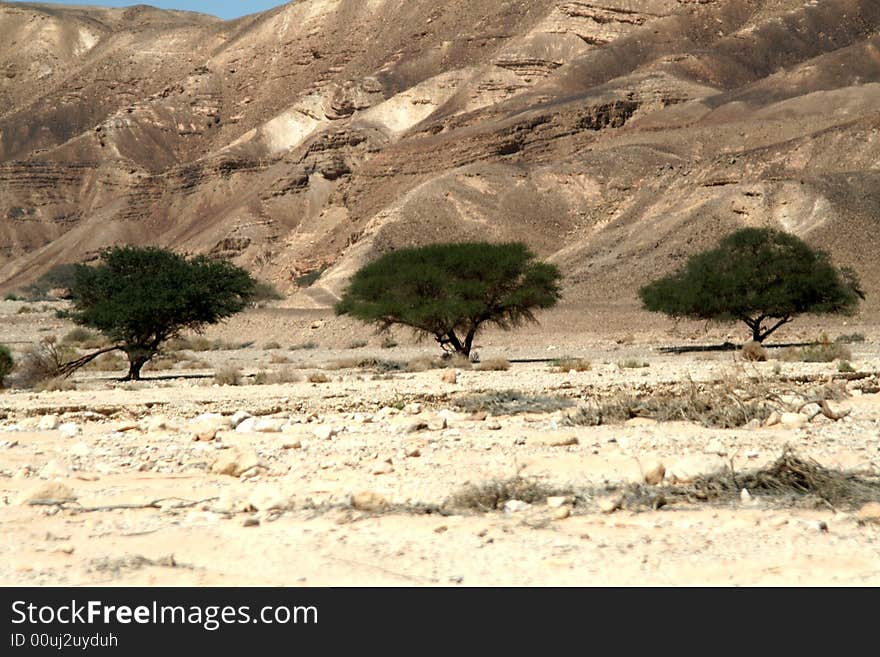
[335,242,562,357]
[66,246,256,380]
[639,227,864,342]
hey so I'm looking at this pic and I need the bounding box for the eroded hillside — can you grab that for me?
[1,0,879,310]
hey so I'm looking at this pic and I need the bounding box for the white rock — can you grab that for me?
[39,459,70,479]
[740,488,752,503]
[230,411,252,428]
[253,418,285,433]
[763,412,781,427]
[58,423,80,439]
[665,454,727,484]
[780,412,804,427]
[69,442,91,458]
[312,425,337,440]
[37,415,60,431]
[211,447,263,478]
[504,499,530,514]
[546,496,572,509]
[371,461,394,475]
[235,417,258,433]
[598,494,623,514]
[703,439,727,456]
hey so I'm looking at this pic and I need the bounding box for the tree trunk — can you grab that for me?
[752,324,763,343]
[124,352,152,381]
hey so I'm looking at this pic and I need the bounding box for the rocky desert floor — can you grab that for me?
[1,301,879,586]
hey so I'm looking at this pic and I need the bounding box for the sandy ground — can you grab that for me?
[1,301,879,586]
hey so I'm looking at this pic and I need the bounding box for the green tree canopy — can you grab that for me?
[639,227,864,342]
[67,246,256,379]
[335,242,562,357]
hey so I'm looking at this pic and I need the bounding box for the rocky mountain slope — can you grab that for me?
[2,0,879,310]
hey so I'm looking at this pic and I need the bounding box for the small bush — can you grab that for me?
[308,372,330,383]
[14,338,74,388]
[838,360,856,373]
[214,367,241,386]
[347,340,368,349]
[4,293,24,301]
[741,341,768,362]
[567,381,774,429]
[250,281,283,303]
[381,337,398,349]
[836,333,865,344]
[780,342,851,363]
[456,390,573,415]
[618,358,649,369]
[253,371,269,385]
[62,327,97,344]
[449,477,570,512]
[269,353,291,364]
[267,367,302,384]
[551,357,591,372]
[264,341,282,350]
[0,345,13,387]
[290,341,318,351]
[167,336,217,352]
[34,376,76,392]
[475,358,511,371]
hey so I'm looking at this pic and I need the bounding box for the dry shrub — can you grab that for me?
[269,354,291,364]
[449,477,572,512]
[619,450,880,511]
[264,341,282,350]
[780,341,851,363]
[62,327,97,345]
[268,367,302,384]
[568,378,775,429]
[14,337,73,388]
[405,356,441,372]
[290,341,318,351]
[475,358,511,372]
[381,337,398,349]
[551,357,591,372]
[835,333,865,344]
[456,390,573,415]
[406,354,471,372]
[347,340,368,349]
[214,366,241,386]
[85,352,127,372]
[618,358,649,369]
[308,372,330,383]
[167,336,217,352]
[34,376,76,392]
[741,341,768,362]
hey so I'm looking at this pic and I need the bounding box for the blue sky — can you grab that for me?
[9,1,288,20]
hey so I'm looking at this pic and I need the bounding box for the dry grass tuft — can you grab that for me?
[456,390,573,415]
[448,477,573,512]
[308,372,330,384]
[780,341,851,363]
[551,357,591,372]
[214,366,241,386]
[741,341,768,362]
